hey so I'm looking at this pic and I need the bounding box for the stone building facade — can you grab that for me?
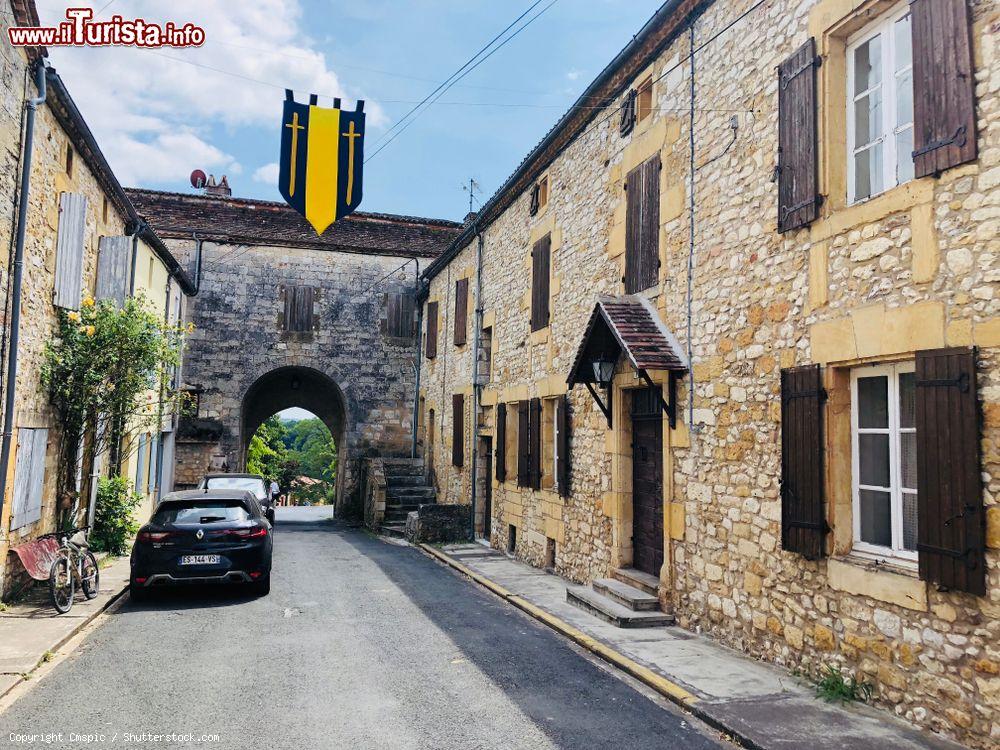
[418,0,999,745]
[0,0,195,594]
[128,188,460,513]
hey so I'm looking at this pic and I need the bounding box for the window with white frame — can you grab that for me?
[847,4,914,204]
[851,362,917,563]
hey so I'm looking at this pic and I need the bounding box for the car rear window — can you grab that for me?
[205,477,267,499]
[153,501,251,525]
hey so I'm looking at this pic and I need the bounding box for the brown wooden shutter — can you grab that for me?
[777,38,820,233]
[386,290,415,337]
[495,403,507,482]
[619,89,637,137]
[284,286,315,332]
[425,301,438,359]
[517,402,529,487]
[915,347,984,596]
[452,393,464,467]
[780,364,826,558]
[556,394,570,497]
[911,0,977,178]
[624,156,660,293]
[530,234,551,331]
[454,278,469,346]
[528,397,542,491]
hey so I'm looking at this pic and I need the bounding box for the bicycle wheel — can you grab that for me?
[81,552,100,599]
[49,554,75,614]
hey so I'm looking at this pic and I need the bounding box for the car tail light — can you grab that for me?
[137,531,173,543]
[134,577,147,584]
[249,571,263,580]
[228,526,268,539]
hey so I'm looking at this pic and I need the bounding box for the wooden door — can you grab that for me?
[631,390,663,577]
[483,438,492,538]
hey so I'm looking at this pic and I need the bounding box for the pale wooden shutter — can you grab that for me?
[528,397,542,491]
[777,39,820,233]
[284,286,315,332]
[11,428,47,529]
[425,301,439,359]
[517,402,529,487]
[915,347,984,596]
[495,403,507,482]
[54,193,88,309]
[780,364,826,558]
[911,0,977,177]
[95,235,130,306]
[556,394,570,497]
[386,290,415,337]
[452,394,464,467]
[530,235,551,331]
[454,278,469,346]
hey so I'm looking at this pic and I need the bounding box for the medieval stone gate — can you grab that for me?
[128,187,459,513]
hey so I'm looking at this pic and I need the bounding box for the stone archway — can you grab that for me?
[240,366,347,504]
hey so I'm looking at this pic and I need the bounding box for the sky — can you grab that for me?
[32,0,665,222]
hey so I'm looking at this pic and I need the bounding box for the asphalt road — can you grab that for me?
[1,508,729,750]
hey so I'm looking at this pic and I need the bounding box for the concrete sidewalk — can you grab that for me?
[425,543,968,750]
[0,554,129,697]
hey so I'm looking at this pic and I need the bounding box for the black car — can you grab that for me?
[130,489,273,599]
[196,473,275,525]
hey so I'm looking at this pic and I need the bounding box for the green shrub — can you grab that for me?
[91,476,141,556]
[814,664,873,704]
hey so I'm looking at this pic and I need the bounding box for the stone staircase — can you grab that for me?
[378,458,436,537]
[566,567,675,628]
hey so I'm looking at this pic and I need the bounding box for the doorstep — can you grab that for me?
[422,544,969,750]
[0,555,130,693]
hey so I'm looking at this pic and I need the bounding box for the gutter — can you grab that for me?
[468,227,485,540]
[423,0,703,283]
[0,59,47,519]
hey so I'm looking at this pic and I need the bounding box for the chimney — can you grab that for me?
[204,174,232,198]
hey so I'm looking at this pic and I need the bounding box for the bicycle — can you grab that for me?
[43,527,100,614]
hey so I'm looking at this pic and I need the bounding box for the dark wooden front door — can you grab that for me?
[631,390,663,577]
[483,438,492,538]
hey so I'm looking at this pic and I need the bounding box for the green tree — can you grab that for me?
[280,417,337,504]
[246,415,292,485]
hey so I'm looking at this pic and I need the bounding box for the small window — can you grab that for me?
[507,524,517,554]
[851,362,917,563]
[102,197,109,224]
[545,537,556,570]
[636,76,653,121]
[478,326,492,382]
[537,176,548,210]
[65,144,74,177]
[847,4,914,204]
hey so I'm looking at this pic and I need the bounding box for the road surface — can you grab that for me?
[0,508,729,749]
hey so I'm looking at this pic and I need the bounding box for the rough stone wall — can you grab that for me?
[164,237,425,513]
[0,27,131,591]
[420,0,999,745]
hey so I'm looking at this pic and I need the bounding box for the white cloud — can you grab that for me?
[253,162,280,186]
[566,69,583,81]
[39,1,386,187]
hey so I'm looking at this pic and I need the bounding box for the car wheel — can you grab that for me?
[251,574,270,597]
[129,581,150,603]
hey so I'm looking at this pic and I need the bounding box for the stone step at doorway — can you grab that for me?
[378,457,436,538]
[567,568,674,628]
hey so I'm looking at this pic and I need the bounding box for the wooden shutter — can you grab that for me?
[624,156,660,293]
[10,428,47,530]
[780,364,826,558]
[495,403,507,482]
[454,278,469,346]
[425,301,439,359]
[530,235,551,331]
[915,347,984,596]
[386,290,415,337]
[777,38,820,233]
[528,397,542,491]
[517,402,529,487]
[911,0,977,177]
[452,394,464,467]
[619,89,637,137]
[284,286,315,332]
[556,395,570,497]
[95,235,130,307]
[529,184,541,216]
[54,193,87,309]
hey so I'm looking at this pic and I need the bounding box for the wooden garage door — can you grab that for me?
[631,388,663,577]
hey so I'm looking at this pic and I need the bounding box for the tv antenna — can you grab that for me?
[462,178,481,215]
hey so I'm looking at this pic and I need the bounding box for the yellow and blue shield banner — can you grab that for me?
[279,90,365,235]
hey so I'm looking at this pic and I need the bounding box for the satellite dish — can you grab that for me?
[190,169,207,189]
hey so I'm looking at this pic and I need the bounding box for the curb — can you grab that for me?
[419,544,702,708]
[0,578,130,701]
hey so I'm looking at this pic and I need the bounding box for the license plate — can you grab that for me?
[180,554,221,566]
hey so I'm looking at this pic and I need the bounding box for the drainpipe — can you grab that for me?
[127,221,142,296]
[411,260,422,459]
[191,233,203,292]
[153,276,172,501]
[468,227,484,540]
[0,59,47,518]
